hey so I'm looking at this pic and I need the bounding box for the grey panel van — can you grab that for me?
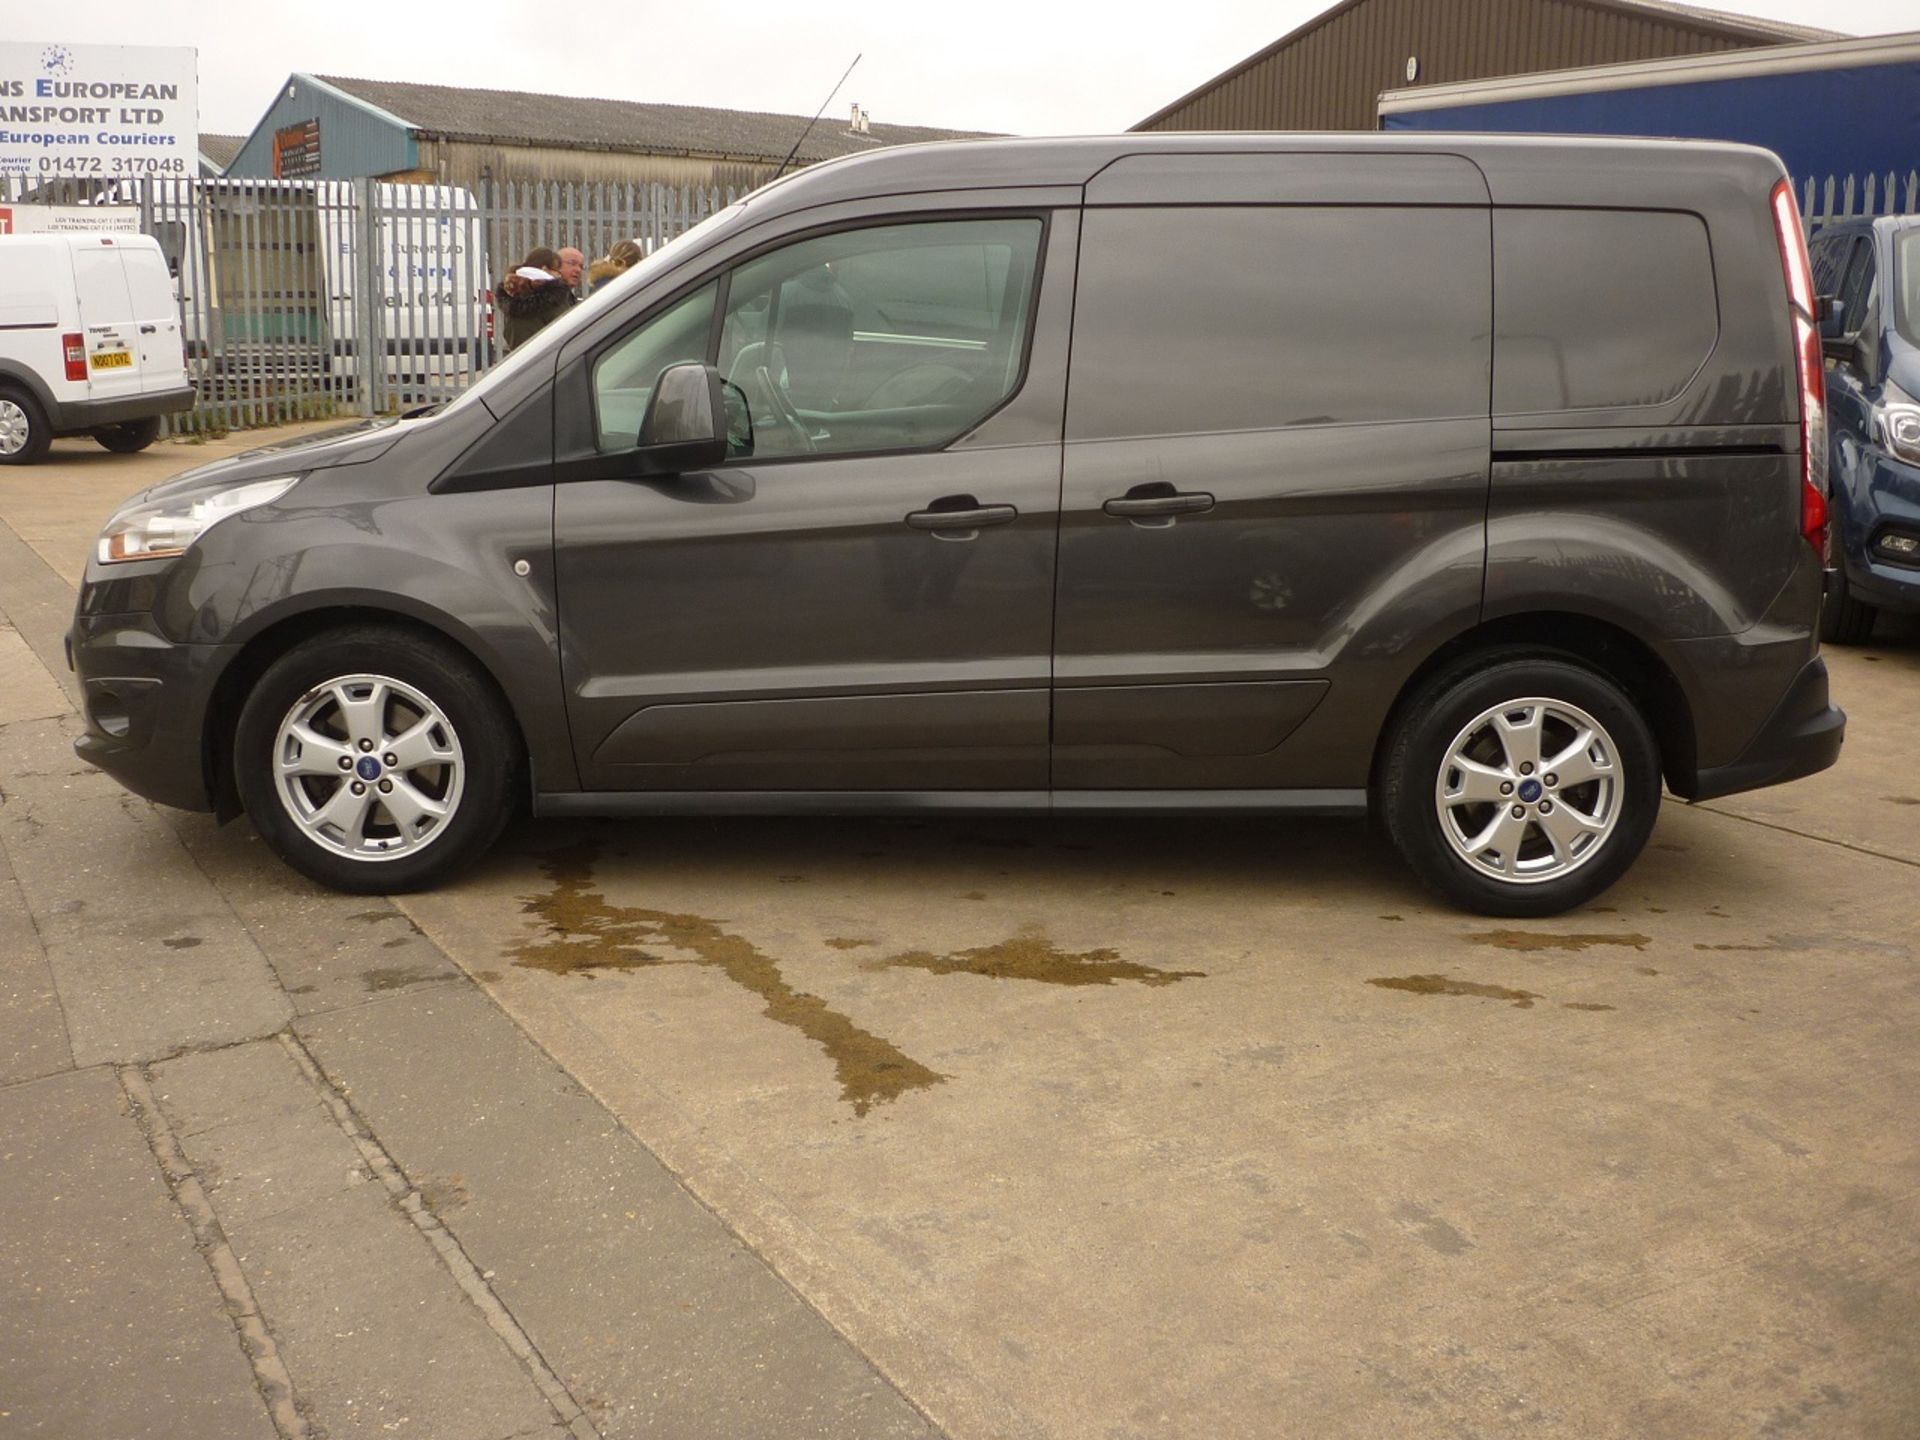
[68,135,1844,916]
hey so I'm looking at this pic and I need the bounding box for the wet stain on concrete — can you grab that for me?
[1378,914,1404,922]
[1395,1202,1473,1255]
[1886,796,1920,806]
[1695,941,1778,953]
[1636,967,1661,976]
[1369,974,1541,1007]
[380,936,412,949]
[287,984,317,995]
[162,936,203,950]
[869,926,1204,988]
[1740,1113,1812,1159]
[777,875,806,884]
[1562,1002,1617,1012]
[418,1175,468,1214]
[1468,930,1652,953]
[823,937,875,951]
[362,967,443,993]
[349,910,395,923]
[959,891,987,901]
[1651,842,1689,853]
[513,844,945,1115]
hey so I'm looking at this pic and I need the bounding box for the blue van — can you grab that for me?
[1811,215,1920,642]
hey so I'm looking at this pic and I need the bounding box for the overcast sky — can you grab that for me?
[21,0,1920,140]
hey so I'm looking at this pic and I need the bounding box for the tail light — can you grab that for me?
[62,333,87,383]
[1769,180,1828,554]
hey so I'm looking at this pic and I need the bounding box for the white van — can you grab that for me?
[0,233,194,465]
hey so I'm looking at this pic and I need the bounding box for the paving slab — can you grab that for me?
[0,838,72,1087]
[296,983,944,1440]
[0,715,291,1066]
[0,1067,275,1439]
[152,1038,567,1440]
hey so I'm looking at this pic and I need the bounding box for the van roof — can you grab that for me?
[744,130,1788,215]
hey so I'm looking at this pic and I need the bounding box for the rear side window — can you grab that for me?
[1067,206,1490,439]
[1494,209,1718,415]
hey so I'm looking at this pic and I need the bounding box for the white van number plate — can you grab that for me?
[89,351,132,370]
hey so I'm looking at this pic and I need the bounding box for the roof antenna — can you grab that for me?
[773,53,861,180]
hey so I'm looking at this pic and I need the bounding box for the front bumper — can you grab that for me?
[1687,656,1844,803]
[1839,450,1920,615]
[68,612,233,813]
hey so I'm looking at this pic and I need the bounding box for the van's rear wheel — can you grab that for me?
[233,628,521,894]
[0,388,52,466]
[93,417,162,454]
[1381,655,1661,918]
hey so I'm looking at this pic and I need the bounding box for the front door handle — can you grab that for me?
[138,324,159,334]
[1103,489,1215,519]
[906,495,1019,537]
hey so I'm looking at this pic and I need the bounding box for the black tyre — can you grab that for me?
[1380,653,1662,918]
[233,627,522,894]
[93,417,162,454]
[0,386,53,466]
[1819,560,1877,645]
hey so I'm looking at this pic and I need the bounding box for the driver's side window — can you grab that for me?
[716,218,1042,461]
[591,282,716,451]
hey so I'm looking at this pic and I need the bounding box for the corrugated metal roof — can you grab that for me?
[313,75,996,166]
[198,133,245,171]
[1135,0,1844,131]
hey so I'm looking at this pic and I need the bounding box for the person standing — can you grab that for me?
[497,246,576,352]
[589,238,645,293]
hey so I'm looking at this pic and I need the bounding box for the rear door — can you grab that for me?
[1052,153,1494,791]
[70,239,143,403]
[121,240,187,394]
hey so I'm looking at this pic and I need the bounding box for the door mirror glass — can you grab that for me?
[636,362,727,472]
[1818,296,1846,341]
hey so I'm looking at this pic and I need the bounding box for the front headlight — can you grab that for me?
[1870,383,1920,466]
[96,476,301,565]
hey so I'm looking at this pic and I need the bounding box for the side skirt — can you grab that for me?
[533,789,1370,819]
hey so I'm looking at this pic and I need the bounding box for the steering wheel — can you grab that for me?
[756,365,816,455]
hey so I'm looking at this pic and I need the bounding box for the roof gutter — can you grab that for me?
[1379,29,1920,114]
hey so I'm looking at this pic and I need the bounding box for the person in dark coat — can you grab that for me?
[497,246,576,352]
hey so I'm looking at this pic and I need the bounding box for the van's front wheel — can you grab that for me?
[233,628,521,894]
[1381,656,1661,917]
[93,417,162,454]
[0,388,52,466]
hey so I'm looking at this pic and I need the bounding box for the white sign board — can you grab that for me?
[0,203,141,234]
[0,43,197,182]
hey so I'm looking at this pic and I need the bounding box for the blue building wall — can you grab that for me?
[226,74,418,180]
[1384,62,1920,186]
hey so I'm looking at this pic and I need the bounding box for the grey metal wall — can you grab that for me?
[226,77,417,180]
[418,140,782,195]
[1137,0,1786,132]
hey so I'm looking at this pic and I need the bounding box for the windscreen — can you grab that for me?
[1896,229,1920,348]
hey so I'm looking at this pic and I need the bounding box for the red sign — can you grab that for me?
[273,119,321,179]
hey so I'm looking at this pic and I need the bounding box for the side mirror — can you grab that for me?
[635,362,727,474]
[1817,296,1847,342]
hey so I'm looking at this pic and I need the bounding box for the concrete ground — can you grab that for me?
[1,426,1916,1439]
